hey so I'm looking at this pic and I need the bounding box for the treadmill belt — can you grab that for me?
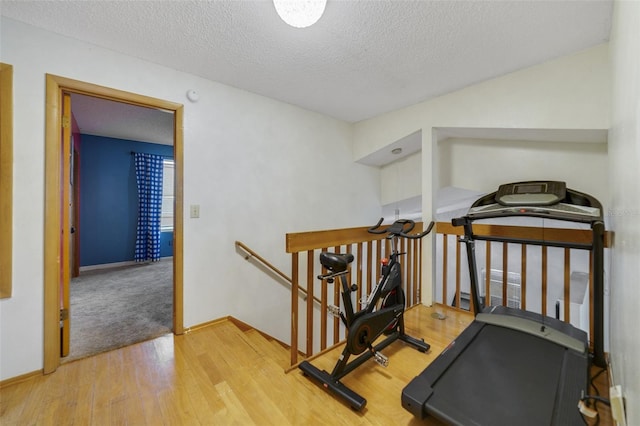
[425,324,581,426]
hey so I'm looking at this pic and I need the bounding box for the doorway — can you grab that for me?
[64,93,176,362]
[44,74,184,374]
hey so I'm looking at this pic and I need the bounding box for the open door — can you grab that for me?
[60,92,72,357]
[72,146,80,279]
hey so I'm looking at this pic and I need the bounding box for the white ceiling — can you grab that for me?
[70,94,175,146]
[2,0,613,155]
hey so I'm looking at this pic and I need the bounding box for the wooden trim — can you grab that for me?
[287,221,426,253]
[44,74,185,373]
[286,225,378,253]
[61,93,72,356]
[173,105,184,335]
[0,63,13,298]
[44,75,62,374]
[0,369,42,389]
[185,315,233,333]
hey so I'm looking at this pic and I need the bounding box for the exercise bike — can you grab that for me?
[298,218,434,411]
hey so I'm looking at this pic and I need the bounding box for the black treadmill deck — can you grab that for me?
[402,307,589,426]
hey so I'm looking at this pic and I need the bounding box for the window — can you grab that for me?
[161,159,174,231]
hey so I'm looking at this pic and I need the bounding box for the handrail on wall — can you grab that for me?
[235,240,320,304]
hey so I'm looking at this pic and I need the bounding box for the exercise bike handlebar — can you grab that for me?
[367,218,435,240]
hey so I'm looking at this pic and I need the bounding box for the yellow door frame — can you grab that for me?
[44,74,184,374]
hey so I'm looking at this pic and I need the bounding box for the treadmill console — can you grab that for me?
[495,181,566,206]
[466,180,601,222]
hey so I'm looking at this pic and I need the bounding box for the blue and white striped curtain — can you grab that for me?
[134,153,164,262]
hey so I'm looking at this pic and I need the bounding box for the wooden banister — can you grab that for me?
[286,222,425,366]
[435,221,611,353]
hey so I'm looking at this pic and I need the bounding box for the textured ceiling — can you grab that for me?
[70,94,175,146]
[2,0,613,124]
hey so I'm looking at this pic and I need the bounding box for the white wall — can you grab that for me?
[380,151,421,205]
[438,138,608,204]
[0,18,381,381]
[608,0,640,422]
[354,44,610,307]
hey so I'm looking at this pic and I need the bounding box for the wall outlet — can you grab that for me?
[610,385,626,426]
[190,204,200,218]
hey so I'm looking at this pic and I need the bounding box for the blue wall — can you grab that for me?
[79,135,174,266]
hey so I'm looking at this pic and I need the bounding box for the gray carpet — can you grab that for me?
[65,260,173,362]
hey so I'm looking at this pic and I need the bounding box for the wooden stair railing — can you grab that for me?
[235,240,321,305]
[285,222,425,367]
[434,221,611,351]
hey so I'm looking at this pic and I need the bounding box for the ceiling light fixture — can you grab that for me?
[273,0,327,28]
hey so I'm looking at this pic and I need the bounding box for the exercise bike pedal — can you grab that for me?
[372,351,389,367]
[327,305,340,317]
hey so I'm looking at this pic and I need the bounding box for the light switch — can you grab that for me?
[190,204,200,218]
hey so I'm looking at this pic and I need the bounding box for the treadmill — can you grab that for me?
[402,181,606,425]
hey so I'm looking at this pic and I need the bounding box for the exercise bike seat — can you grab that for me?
[320,252,354,272]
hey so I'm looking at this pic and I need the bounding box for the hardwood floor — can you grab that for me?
[0,305,612,425]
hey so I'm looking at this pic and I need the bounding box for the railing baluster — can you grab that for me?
[321,247,328,351]
[376,241,382,284]
[521,245,527,310]
[442,234,448,306]
[411,240,422,305]
[306,250,314,357]
[402,239,414,306]
[502,242,508,306]
[485,242,491,307]
[564,248,571,323]
[291,253,299,366]
[418,238,423,302]
[367,241,373,295]
[455,237,461,308]
[333,245,340,344]
[356,242,363,313]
